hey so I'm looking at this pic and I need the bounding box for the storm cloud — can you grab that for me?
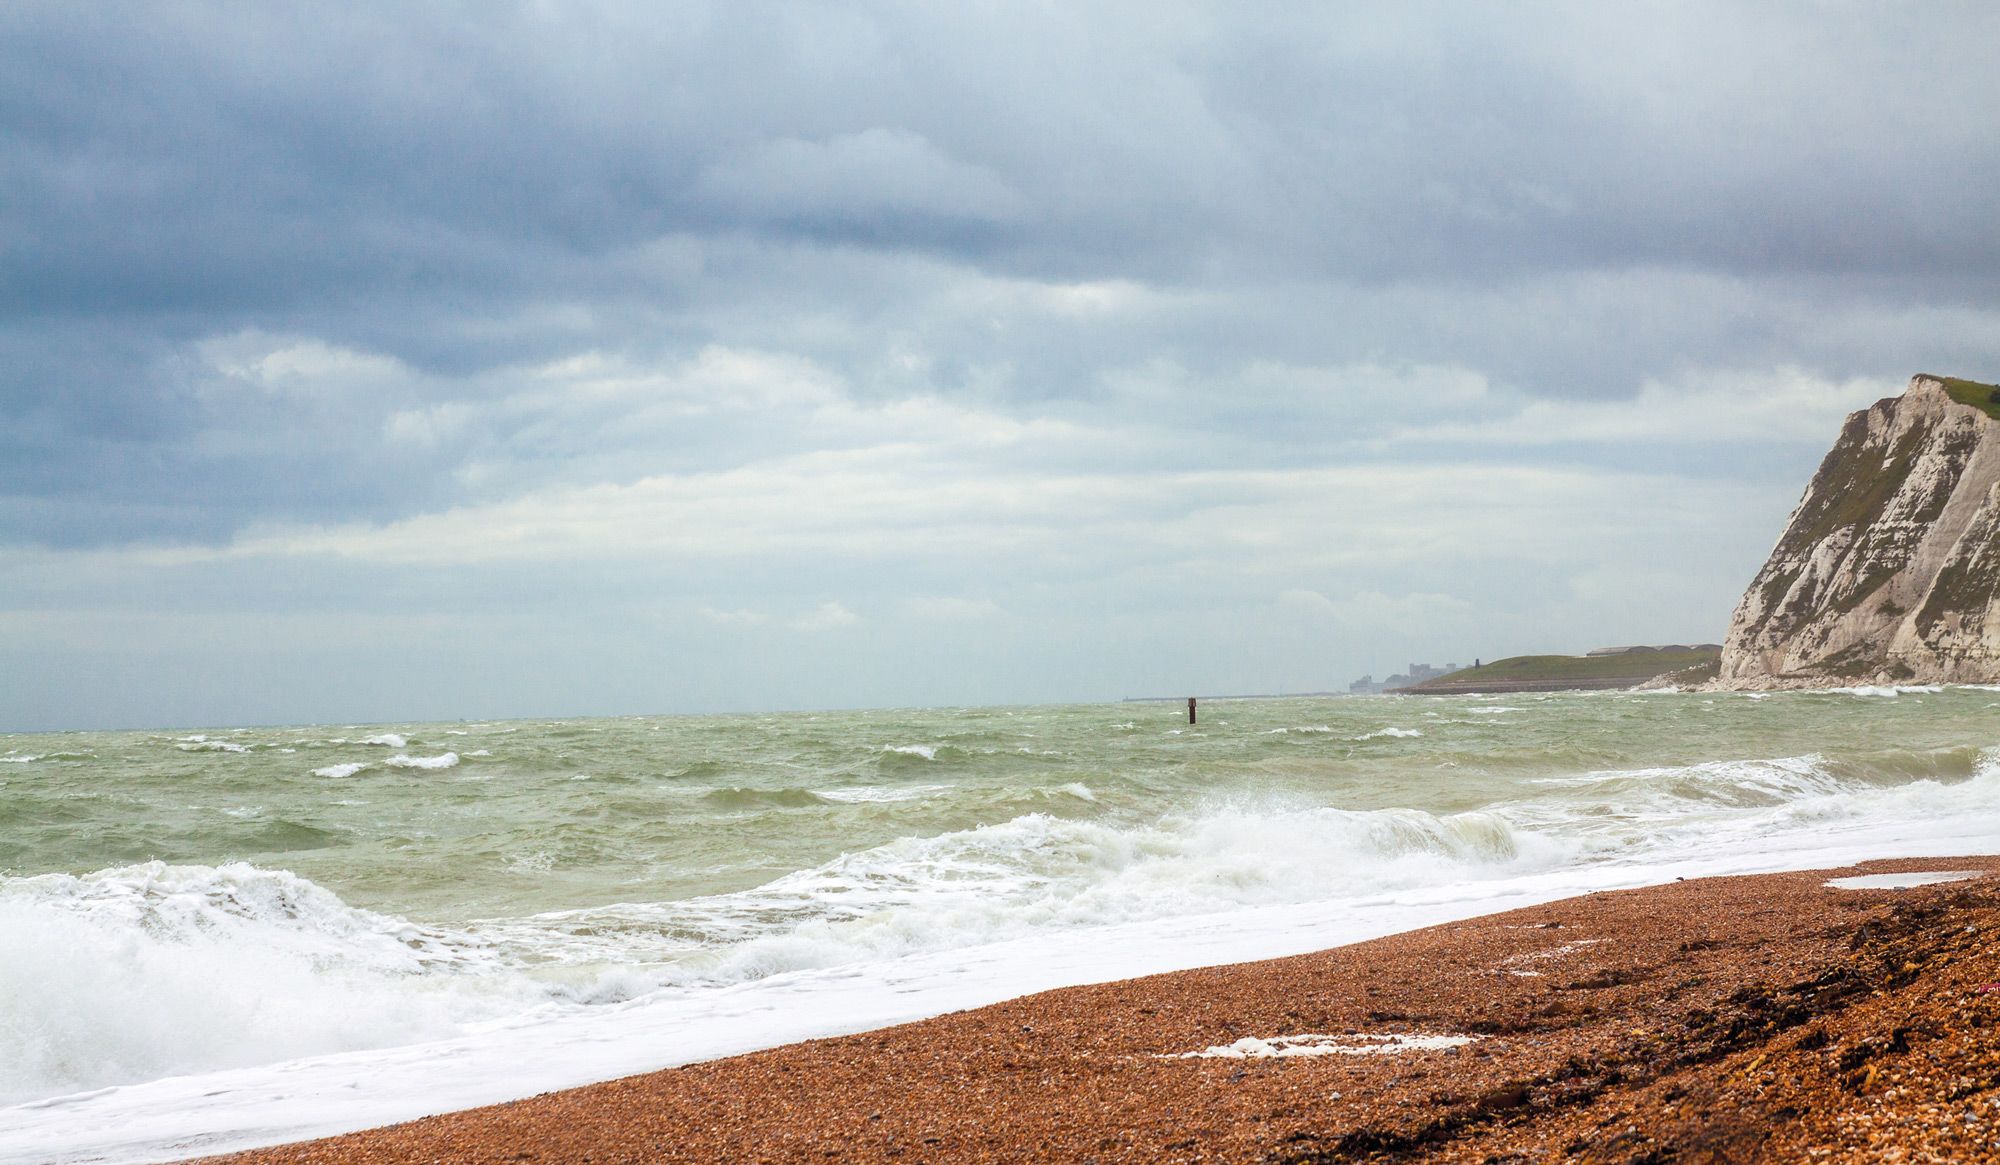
[6,2,2000,728]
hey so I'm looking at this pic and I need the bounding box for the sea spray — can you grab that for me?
[0,863,526,1105]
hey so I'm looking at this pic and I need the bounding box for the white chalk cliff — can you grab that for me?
[1716,374,2000,689]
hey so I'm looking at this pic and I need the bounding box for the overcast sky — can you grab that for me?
[6,2,2000,730]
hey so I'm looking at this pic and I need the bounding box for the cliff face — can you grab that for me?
[1716,375,2000,689]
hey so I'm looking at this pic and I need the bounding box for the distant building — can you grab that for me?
[1349,662,1460,694]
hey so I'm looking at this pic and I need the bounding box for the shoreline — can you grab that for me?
[198,856,2000,1164]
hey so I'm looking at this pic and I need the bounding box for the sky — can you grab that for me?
[6,2,2000,731]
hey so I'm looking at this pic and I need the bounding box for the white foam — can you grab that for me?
[1824,870,1985,890]
[0,864,525,1112]
[13,746,2000,1163]
[1498,938,1610,967]
[1833,685,1944,698]
[1170,1032,1478,1059]
[175,740,248,754]
[0,754,40,764]
[1466,707,1523,715]
[1355,727,1423,740]
[13,796,2000,1165]
[880,744,937,760]
[458,802,1561,991]
[384,752,459,770]
[358,734,409,748]
[311,763,368,779]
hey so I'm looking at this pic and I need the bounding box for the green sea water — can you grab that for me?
[7,689,2000,924]
[5,686,2000,1110]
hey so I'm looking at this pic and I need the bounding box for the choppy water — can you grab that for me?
[6,686,2000,1162]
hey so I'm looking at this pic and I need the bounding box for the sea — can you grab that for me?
[5,686,2000,1163]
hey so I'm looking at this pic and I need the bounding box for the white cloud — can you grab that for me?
[789,601,860,631]
[130,449,1764,586]
[1382,367,1893,447]
[194,331,410,398]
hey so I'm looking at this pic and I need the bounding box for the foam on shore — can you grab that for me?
[1824,870,1985,889]
[1170,1032,1478,1059]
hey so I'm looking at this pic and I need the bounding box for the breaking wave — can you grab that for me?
[0,863,528,1105]
[384,752,459,770]
[313,761,369,779]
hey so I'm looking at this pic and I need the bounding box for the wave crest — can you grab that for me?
[0,862,523,1105]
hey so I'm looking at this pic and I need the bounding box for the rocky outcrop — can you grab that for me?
[1716,375,2000,688]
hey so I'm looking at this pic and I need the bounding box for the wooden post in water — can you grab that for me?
[1187,696,1197,725]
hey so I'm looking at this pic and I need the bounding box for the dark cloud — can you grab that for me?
[9,1,1999,320]
[6,4,2000,727]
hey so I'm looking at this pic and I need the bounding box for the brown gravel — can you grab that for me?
[199,856,2000,1164]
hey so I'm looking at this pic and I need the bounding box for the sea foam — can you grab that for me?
[312,762,369,779]
[0,863,524,1107]
[384,752,459,770]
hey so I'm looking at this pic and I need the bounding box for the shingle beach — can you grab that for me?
[200,857,2000,1164]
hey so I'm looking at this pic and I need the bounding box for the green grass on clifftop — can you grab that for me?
[1415,648,1721,686]
[1926,374,2000,420]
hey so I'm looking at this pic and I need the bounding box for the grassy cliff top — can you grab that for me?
[1923,374,2000,420]
[1409,647,1720,687]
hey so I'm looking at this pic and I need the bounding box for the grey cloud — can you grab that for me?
[694,129,1024,231]
[8,2,2000,724]
[10,1,1999,323]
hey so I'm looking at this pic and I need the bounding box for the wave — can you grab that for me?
[487,799,1558,989]
[313,761,369,779]
[699,786,835,810]
[522,745,2000,988]
[879,744,938,760]
[176,738,250,753]
[384,752,459,770]
[0,862,529,1105]
[1503,748,2000,869]
[815,784,951,804]
[1526,746,1990,799]
[1828,685,1944,698]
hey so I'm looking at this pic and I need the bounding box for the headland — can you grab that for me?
[1396,645,1720,695]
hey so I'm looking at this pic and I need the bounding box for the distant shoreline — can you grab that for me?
[1119,692,1345,702]
[1394,675,1673,695]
